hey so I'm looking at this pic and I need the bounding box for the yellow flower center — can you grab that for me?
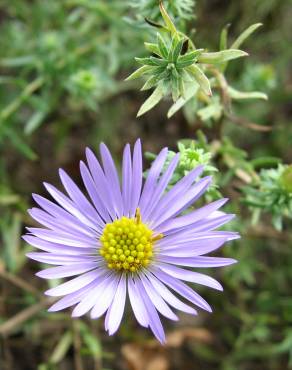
[99,209,162,273]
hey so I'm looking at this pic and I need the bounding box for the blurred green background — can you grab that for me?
[0,1,291,370]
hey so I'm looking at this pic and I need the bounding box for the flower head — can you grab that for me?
[24,139,238,343]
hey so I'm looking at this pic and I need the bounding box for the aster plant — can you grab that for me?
[24,140,238,343]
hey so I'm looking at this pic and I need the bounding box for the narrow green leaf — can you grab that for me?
[228,86,268,101]
[141,75,160,91]
[220,24,230,50]
[135,57,157,66]
[167,82,199,118]
[144,42,161,56]
[157,33,169,58]
[197,49,248,64]
[24,111,46,135]
[171,38,185,62]
[231,23,263,49]
[159,1,177,34]
[149,56,168,67]
[187,65,212,96]
[125,65,153,81]
[137,83,165,117]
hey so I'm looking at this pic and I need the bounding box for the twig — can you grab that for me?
[73,321,84,370]
[225,112,272,132]
[0,297,56,337]
[0,268,40,297]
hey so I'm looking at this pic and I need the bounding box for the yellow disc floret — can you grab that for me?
[99,209,162,272]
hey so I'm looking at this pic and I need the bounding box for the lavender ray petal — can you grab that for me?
[156,263,223,291]
[130,139,143,217]
[157,255,237,268]
[150,176,212,229]
[122,144,132,216]
[85,148,118,219]
[80,161,112,222]
[22,235,96,255]
[140,274,178,321]
[151,267,212,312]
[158,237,228,257]
[45,269,103,296]
[26,228,97,248]
[139,147,168,214]
[44,182,98,231]
[59,169,105,230]
[142,153,180,221]
[48,280,98,312]
[144,271,197,315]
[148,165,204,224]
[105,274,127,335]
[72,271,113,317]
[26,252,97,265]
[128,276,149,327]
[156,198,228,234]
[135,277,166,344]
[100,143,123,218]
[36,262,97,279]
[32,194,96,238]
[90,274,120,319]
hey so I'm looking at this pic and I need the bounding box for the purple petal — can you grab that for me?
[26,252,97,265]
[128,277,149,327]
[130,139,143,217]
[144,271,197,315]
[80,161,111,222]
[99,143,123,218]
[91,274,120,319]
[59,169,105,230]
[157,255,237,268]
[156,263,223,290]
[23,235,95,255]
[157,198,228,234]
[105,274,127,335]
[142,154,180,221]
[45,269,103,296]
[140,274,178,321]
[32,194,96,238]
[71,271,113,317]
[151,267,212,312]
[44,182,98,231]
[148,165,204,225]
[135,277,166,344]
[122,144,132,216]
[139,148,168,215]
[36,262,97,279]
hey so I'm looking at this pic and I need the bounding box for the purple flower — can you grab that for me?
[24,139,238,343]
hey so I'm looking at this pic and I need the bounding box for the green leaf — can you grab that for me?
[228,86,268,101]
[231,23,263,49]
[141,75,160,91]
[144,42,161,56]
[171,38,185,62]
[177,49,204,68]
[186,65,211,96]
[149,56,168,67]
[137,83,165,117]
[167,82,199,118]
[135,57,157,66]
[197,49,248,64]
[159,1,177,34]
[220,24,230,50]
[125,65,153,81]
[157,33,169,58]
[24,111,46,135]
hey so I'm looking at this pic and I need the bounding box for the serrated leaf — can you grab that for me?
[167,81,199,118]
[125,65,153,81]
[231,23,263,49]
[197,49,248,64]
[186,64,211,96]
[137,83,165,117]
[159,1,177,34]
[228,86,268,101]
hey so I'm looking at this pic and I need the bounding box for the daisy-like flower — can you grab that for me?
[24,139,238,343]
